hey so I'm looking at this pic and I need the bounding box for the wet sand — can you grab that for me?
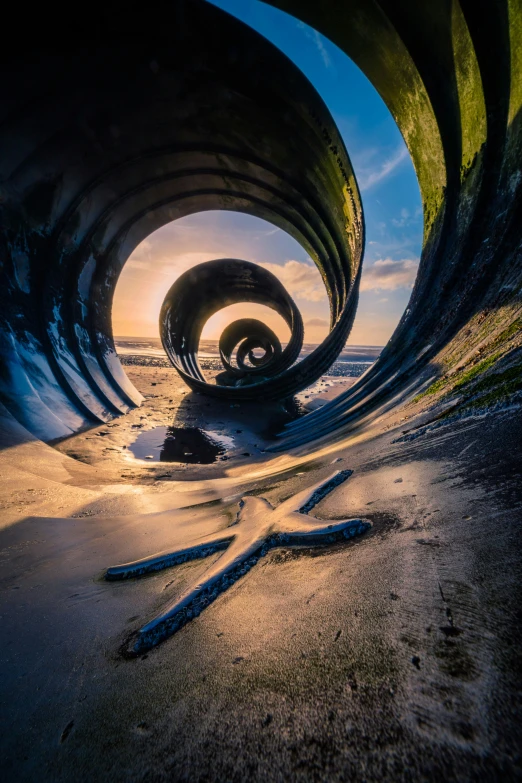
[1,366,521,781]
[53,365,357,482]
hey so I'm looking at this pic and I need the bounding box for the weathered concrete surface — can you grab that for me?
[269,0,522,447]
[1,395,521,781]
[1,1,521,779]
[0,0,362,439]
[2,0,519,449]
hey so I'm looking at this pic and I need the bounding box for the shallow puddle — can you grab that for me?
[129,426,234,463]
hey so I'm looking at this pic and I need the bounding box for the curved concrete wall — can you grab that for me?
[0,0,520,445]
[0,0,362,440]
[270,0,522,447]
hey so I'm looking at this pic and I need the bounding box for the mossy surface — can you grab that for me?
[413,377,448,402]
[414,335,522,408]
[463,364,522,408]
[451,351,503,392]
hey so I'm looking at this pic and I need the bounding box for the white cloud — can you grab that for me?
[125,247,220,278]
[125,238,153,267]
[361,258,419,291]
[125,259,153,271]
[358,145,409,191]
[312,30,332,69]
[296,21,332,69]
[260,226,281,237]
[391,207,423,228]
[258,259,325,302]
[392,208,410,227]
[305,317,329,327]
[364,235,421,256]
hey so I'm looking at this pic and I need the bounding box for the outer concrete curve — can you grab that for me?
[0,0,520,446]
[0,0,362,439]
[267,0,522,449]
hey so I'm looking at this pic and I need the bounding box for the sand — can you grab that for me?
[53,366,358,482]
[1,365,521,781]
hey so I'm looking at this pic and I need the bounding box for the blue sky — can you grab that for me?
[113,0,422,345]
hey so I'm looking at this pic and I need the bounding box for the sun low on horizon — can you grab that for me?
[112,0,423,349]
[112,210,419,347]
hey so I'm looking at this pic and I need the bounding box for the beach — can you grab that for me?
[53,362,359,480]
[51,338,374,480]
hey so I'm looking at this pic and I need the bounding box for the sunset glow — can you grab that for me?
[112,0,423,347]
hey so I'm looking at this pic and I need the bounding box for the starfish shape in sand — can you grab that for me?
[106,470,371,654]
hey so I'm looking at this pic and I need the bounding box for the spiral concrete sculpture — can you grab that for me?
[270,0,522,449]
[0,0,362,440]
[218,318,283,380]
[0,0,520,443]
[160,256,357,398]
[160,258,306,396]
[1,2,522,779]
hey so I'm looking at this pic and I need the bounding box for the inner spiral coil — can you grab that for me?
[160,258,303,397]
[218,319,282,381]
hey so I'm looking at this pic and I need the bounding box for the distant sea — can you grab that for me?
[115,336,382,378]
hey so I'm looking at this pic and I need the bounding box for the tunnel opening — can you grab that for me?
[0,0,519,450]
[0,0,369,442]
[111,211,314,378]
[107,1,424,424]
[108,0,425,415]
